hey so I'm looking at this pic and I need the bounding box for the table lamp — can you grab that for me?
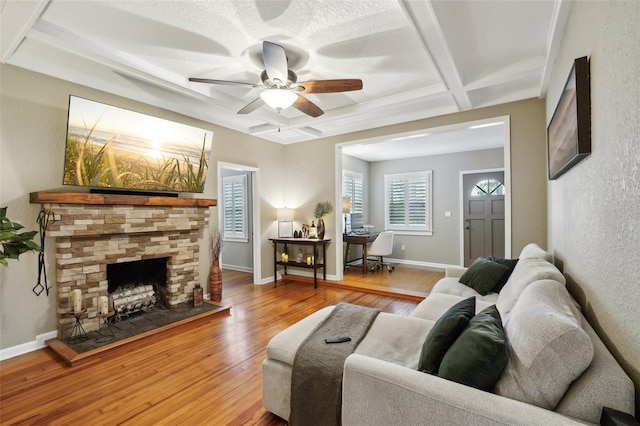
[277,208,294,237]
[342,197,351,233]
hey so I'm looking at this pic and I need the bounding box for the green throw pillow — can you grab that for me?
[459,258,509,295]
[438,305,508,392]
[418,297,475,374]
[487,256,519,293]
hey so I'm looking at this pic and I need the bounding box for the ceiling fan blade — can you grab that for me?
[297,79,363,93]
[189,77,259,89]
[292,94,324,118]
[262,41,289,85]
[237,98,265,114]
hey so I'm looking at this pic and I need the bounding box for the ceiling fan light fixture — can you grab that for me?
[260,89,297,111]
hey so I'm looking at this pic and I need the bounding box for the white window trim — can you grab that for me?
[222,174,248,242]
[384,170,433,236]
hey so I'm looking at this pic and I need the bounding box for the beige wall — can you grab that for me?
[1,64,549,352]
[545,1,640,412]
[297,97,548,267]
[0,64,284,349]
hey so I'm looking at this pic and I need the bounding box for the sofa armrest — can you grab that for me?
[342,354,595,426]
[445,266,467,278]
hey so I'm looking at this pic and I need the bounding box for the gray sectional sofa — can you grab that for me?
[262,244,635,425]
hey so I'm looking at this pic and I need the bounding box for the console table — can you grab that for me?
[270,238,331,288]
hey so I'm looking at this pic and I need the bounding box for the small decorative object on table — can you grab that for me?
[313,201,333,240]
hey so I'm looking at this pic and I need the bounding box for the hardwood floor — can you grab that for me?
[0,266,441,425]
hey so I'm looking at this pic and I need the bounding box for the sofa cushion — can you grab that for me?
[518,243,552,261]
[266,306,334,365]
[418,297,475,374]
[355,313,435,369]
[438,305,508,391]
[411,292,495,321]
[496,257,566,319]
[494,280,594,410]
[487,256,518,293]
[430,277,500,303]
[459,258,509,295]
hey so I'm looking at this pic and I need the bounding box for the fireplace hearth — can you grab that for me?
[31,192,216,338]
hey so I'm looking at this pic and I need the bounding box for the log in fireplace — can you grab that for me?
[107,257,168,320]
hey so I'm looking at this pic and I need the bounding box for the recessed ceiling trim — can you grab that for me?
[399,0,471,110]
[0,0,48,62]
[539,0,574,97]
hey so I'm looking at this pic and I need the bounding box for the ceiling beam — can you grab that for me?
[0,0,49,63]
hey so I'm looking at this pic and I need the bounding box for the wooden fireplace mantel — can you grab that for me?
[29,191,218,207]
[30,191,217,207]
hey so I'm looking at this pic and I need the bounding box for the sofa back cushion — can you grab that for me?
[494,280,594,410]
[496,258,565,319]
[518,243,552,261]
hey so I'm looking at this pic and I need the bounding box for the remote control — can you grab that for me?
[325,336,351,344]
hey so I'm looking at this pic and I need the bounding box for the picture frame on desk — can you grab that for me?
[278,221,293,238]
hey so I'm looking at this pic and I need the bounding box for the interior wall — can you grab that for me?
[545,1,640,411]
[369,148,504,265]
[0,64,284,350]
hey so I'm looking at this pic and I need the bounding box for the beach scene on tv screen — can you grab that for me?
[63,96,213,193]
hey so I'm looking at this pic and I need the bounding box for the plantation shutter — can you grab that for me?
[343,170,364,230]
[342,170,363,213]
[222,174,247,240]
[384,171,431,233]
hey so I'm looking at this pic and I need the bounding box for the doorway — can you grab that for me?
[461,170,505,266]
[217,162,261,285]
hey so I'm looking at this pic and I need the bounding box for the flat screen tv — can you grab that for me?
[547,56,591,180]
[63,96,213,194]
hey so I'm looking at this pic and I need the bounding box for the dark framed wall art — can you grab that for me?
[547,56,591,180]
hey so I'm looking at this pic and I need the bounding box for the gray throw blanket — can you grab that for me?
[289,303,380,426]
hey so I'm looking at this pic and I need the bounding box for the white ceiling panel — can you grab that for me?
[1,0,571,145]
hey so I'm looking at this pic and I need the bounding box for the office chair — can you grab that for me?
[367,231,395,272]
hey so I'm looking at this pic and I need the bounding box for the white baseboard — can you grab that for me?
[257,269,339,285]
[0,330,58,361]
[221,264,253,273]
[385,258,453,270]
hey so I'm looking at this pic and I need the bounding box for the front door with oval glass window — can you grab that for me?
[463,171,505,266]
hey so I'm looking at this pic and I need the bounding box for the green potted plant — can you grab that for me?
[0,207,41,267]
[313,201,333,240]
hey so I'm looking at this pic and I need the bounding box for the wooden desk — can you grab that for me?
[343,232,378,274]
[269,238,331,289]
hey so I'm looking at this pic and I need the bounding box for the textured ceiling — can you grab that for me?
[1,0,570,146]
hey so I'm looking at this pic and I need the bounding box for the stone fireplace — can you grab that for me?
[30,192,216,338]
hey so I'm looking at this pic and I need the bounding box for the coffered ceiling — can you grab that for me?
[1,0,570,145]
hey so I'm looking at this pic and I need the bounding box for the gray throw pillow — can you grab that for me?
[418,296,475,374]
[459,258,509,295]
[438,305,508,392]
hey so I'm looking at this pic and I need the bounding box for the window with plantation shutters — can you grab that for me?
[343,170,364,228]
[384,171,432,234]
[222,174,247,240]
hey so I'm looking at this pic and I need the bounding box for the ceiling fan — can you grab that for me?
[189,41,363,118]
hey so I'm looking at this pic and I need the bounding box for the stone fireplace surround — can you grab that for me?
[30,192,216,338]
